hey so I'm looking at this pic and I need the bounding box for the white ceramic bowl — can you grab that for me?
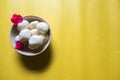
[10,15,51,56]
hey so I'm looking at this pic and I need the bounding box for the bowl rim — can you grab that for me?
[10,15,52,56]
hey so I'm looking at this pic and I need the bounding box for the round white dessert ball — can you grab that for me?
[37,22,49,34]
[28,35,45,49]
[19,29,32,42]
[17,20,29,31]
[30,29,40,35]
[28,21,39,29]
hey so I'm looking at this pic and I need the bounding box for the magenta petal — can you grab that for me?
[11,18,18,25]
[11,17,15,21]
[18,20,22,23]
[18,16,22,19]
[14,22,18,25]
[17,15,22,18]
[11,14,23,25]
[11,18,16,24]
[17,15,22,19]
[11,18,14,22]
[15,41,24,50]
[17,17,23,23]
[12,14,17,17]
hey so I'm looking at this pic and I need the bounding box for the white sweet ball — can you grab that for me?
[15,35,20,42]
[28,35,45,49]
[17,20,29,31]
[37,22,49,34]
[28,21,39,29]
[19,29,31,42]
[30,29,39,35]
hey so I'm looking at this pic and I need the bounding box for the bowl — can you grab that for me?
[10,15,51,56]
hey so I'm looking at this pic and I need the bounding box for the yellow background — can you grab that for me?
[0,0,120,80]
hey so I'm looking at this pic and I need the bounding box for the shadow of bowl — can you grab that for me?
[19,44,52,72]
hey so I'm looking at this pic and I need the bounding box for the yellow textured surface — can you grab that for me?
[0,0,120,80]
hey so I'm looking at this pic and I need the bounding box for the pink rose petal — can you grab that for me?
[15,41,24,50]
[12,14,17,17]
[11,14,23,25]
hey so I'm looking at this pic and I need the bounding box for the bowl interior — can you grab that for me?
[10,16,51,56]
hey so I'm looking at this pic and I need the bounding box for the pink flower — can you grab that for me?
[15,41,24,50]
[11,14,23,25]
